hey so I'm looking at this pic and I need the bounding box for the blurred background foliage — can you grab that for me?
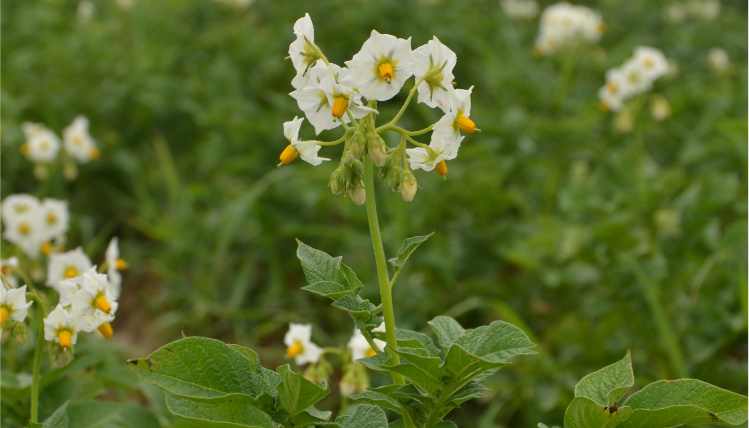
[1,0,746,426]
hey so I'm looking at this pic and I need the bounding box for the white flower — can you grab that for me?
[347,328,386,362]
[1,194,41,221]
[1,285,33,325]
[632,47,669,82]
[284,323,323,365]
[707,47,728,72]
[63,116,100,163]
[1,197,46,259]
[345,30,414,101]
[412,36,457,113]
[20,122,61,163]
[106,237,127,298]
[433,86,477,141]
[500,0,539,20]
[43,304,82,348]
[598,66,627,112]
[69,271,117,334]
[1,257,20,288]
[288,13,320,89]
[46,248,93,291]
[535,2,605,55]
[279,117,330,166]
[406,130,463,173]
[39,198,69,245]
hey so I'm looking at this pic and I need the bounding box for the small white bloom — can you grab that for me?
[347,328,386,362]
[707,47,729,72]
[69,271,117,333]
[282,117,330,166]
[284,323,323,365]
[20,123,61,163]
[1,285,33,325]
[43,304,82,348]
[632,46,669,82]
[534,2,605,55]
[1,194,41,222]
[500,0,539,20]
[412,36,457,113]
[63,116,99,163]
[406,131,463,172]
[1,257,20,288]
[77,0,95,22]
[433,86,476,141]
[46,248,93,291]
[1,197,46,259]
[345,30,414,101]
[288,14,320,89]
[39,198,69,245]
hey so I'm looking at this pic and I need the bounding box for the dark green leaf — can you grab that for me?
[388,233,434,269]
[41,401,68,428]
[428,316,466,353]
[276,364,331,418]
[165,392,275,428]
[296,240,346,285]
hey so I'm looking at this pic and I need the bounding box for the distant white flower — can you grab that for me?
[534,2,605,55]
[77,0,95,22]
[1,257,20,288]
[69,271,117,335]
[63,116,100,163]
[44,304,82,348]
[1,196,46,259]
[686,0,720,21]
[278,117,330,166]
[707,47,728,72]
[500,0,539,20]
[347,328,386,362]
[412,36,457,113]
[39,198,69,245]
[597,67,627,112]
[106,237,127,298]
[632,47,669,82]
[284,323,323,365]
[1,285,33,325]
[345,30,414,101]
[46,248,93,291]
[598,47,671,113]
[1,194,41,221]
[20,123,61,163]
[288,14,320,89]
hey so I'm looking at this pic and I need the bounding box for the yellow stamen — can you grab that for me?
[279,145,300,165]
[457,115,477,134]
[378,63,394,83]
[287,342,303,358]
[643,58,655,69]
[435,160,448,176]
[98,322,113,339]
[72,135,83,147]
[41,242,53,255]
[20,144,30,156]
[366,348,377,358]
[1,308,8,325]
[95,296,112,314]
[89,147,101,160]
[65,267,78,278]
[58,330,72,349]
[115,259,129,271]
[331,97,349,119]
[0,266,9,275]
[19,223,31,235]
[606,82,619,94]
[47,212,58,224]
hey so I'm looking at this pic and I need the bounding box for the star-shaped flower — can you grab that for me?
[345,30,414,101]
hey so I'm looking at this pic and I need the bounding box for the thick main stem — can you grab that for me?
[29,296,45,424]
[363,156,404,384]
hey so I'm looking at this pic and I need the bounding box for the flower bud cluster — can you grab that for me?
[20,116,99,180]
[598,47,670,112]
[534,2,605,56]
[280,13,479,202]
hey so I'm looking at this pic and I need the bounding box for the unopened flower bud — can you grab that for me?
[347,185,366,205]
[329,167,347,194]
[340,363,369,397]
[367,135,387,167]
[351,129,367,159]
[1,328,10,345]
[349,159,364,182]
[400,171,417,202]
[385,167,403,192]
[13,322,29,347]
[47,341,74,368]
[650,95,671,121]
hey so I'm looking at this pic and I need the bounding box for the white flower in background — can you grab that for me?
[1,285,33,326]
[40,198,69,245]
[116,0,134,10]
[1,198,46,259]
[278,117,330,166]
[663,3,688,23]
[500,0,539,20]
[44,304,82,349]
[284,323,323,365]
[345,30,414,101]
[597,67,627,112]
[106,237,128,298]
[412,36,457,113]
[632,47,669,82]
[77,0,95,22]
[406,130,463,176]
[534,2,605,56]
[20,122,61,163]
[434,86,477,141]
[707,47,729,72]
[1,257,20,288]
[46,248,93,291]
[62,116,100,163]
[1,194,41,221]
[598,47,671,113]
[289,13,320,89]
[347,328,386,361]
[686,0,720,20]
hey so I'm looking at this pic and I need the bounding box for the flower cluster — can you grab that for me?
[1,194,69,259]
[20,116,99,180]
[500,0,539,20]
[534,2,605,56]
[598,46,670,112]
[0,283,33,345]
[281,14,478,202]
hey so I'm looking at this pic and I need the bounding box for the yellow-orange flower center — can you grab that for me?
[287,342,303,358]
[332,97,349,119]
[606,82,618,94]
[95,296,112,314]
[41,242,53,255]
[47,212,58,224]
[435,160,448,176]
[366,348,377,358]
[643,58,655,69]
[20,144,30,156]
[98,322,113,339]
[1,307,8,325]
[65,267,78,278]
[598,101,611,112]
[457,115,476,134]
[115,259,129,271]
[58,330,72,349]
[89,147,101,160]
[279,145,300,165]
[378,63,394,83]
[19,223,31,235]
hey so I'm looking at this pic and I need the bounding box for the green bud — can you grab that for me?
[347,184,366,206]
[47,341,75,368]
[350,159,364,182]
[1,326,10,345]
[329,166,347,194]
[340,363,370,397]
[351,129,367,159]
[367,135,387,167]
[304,357,332,384]
[13,322,29,347]
[400,171,418,202]
[386,167,403,192]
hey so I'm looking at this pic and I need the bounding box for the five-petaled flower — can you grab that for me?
[284,323,323,365]
[345,30,414,101]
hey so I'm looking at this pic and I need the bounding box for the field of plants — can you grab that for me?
[1,0,747,427]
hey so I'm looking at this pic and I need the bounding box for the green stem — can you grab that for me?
[29,294,45,425]
[362,156,403,384]
[626,256,688,378]
[376,76,427,133]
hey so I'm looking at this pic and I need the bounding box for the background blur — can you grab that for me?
[2,0,746,426]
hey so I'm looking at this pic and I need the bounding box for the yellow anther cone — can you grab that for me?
[59,330,72,349]
[95,296,112,314]
[279,145,300,165]
[65,268,78,278]
[287,342,303,358]
[378,63,394,83]
[435,160,448,176]
[99,322,114,339]
[1,308,8,325]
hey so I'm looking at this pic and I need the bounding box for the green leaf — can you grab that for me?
[451,320,536,363]
[41,401,68,428]
[574,350,634,406]
[427,316,466,353]
[67,402,162,428]
[620,379,749,427]
[389,348,445,395]
[388,233,434,270]
[338,404,389,428]
[358,351,393,373]
[563,396,633,428]
[332,295,382,320]
[302,281,355,300]
[351,385,402,413]
[292,407,333,427]
[339,262,364,295]
[296,240,346,285]
[276,364,331,418]
[165,392,275,428]
[129,337,272,402]
[395,328,442,357]
[447,381,489,406]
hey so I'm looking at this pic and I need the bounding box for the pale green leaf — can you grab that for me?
[302,281,355,300]
[451,320,536,363]
[165,392,274,428]
[563,396,633,428]
[388,233,434,269]
[427,316,466,353]
[276,364,331,418]
[339,404,389,428]
[296,240,346,285]
[575,350,634,406]
[41,401,68,428]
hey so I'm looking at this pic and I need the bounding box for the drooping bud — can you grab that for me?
[351,129,367,159]
[332,97,349,119]
[329,166,347,194]
[385,167,403,192]
[435,160,448,176]
[400,171,418,202]
[13,322,29,347]
[349,159,364,183]
[279,145,300,165]
[115,259,129,271]
[367,134,387,167]
[347,185,366,205]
